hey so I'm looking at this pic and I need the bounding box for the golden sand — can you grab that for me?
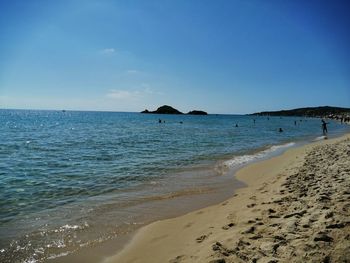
[105,134,350,263]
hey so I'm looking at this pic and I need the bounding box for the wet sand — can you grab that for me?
[105,133,350,263]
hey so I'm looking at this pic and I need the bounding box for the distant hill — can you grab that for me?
[141,105,207,115]
[250,106,350,117]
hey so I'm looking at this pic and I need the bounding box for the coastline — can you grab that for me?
[46,137,307,263]
[105,132,350,263]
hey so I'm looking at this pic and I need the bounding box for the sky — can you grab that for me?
[0,0,349,114]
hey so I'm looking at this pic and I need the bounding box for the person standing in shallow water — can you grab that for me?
[322,119,329,136]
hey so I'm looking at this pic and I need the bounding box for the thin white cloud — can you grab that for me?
[106,85,158,100]
[99,48,115,55]
[106,90,140,99]
[126,69,140,74]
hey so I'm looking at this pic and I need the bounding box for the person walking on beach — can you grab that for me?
[322,119,329,135]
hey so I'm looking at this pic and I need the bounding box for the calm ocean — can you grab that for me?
[1,109,349,262]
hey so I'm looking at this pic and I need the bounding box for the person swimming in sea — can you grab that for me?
[279,128,283,132]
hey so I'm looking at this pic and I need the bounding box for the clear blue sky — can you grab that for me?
[0,0,349,114]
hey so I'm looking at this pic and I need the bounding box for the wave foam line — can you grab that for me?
[223,142,295,168]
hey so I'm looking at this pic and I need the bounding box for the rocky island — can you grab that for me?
[141,105,207,115]
[187,110,208,115]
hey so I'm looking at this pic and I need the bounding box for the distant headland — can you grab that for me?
[141,105,208,115]
[251,106,350,120]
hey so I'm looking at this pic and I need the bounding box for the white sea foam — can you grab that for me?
[314,136,326,141]
[54,223,88,233]
[223,142,295,168]
[34,248,44,254]
[60,224,79,230]
[46,252,69,260]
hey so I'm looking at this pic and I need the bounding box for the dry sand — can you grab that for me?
[105,134,350,263]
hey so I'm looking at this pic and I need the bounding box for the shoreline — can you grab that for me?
[104,132,350,263]
[42,128,350,263]
[46,137,307,263]
[45,133,318,263]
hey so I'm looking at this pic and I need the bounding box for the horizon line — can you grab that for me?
[0,107,250,115]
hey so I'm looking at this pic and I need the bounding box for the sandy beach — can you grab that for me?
[105,133,350,263]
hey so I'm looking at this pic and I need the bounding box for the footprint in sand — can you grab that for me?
[222,223,235,230]
[169,255,186,263]
[196,232,213,242]
[184,222,194,228]
[151,234,169,242]
[242,226,255,234]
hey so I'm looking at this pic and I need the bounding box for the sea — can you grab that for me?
[1,109,349,263]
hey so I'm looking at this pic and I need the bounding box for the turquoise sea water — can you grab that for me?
[1,109,349,262]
